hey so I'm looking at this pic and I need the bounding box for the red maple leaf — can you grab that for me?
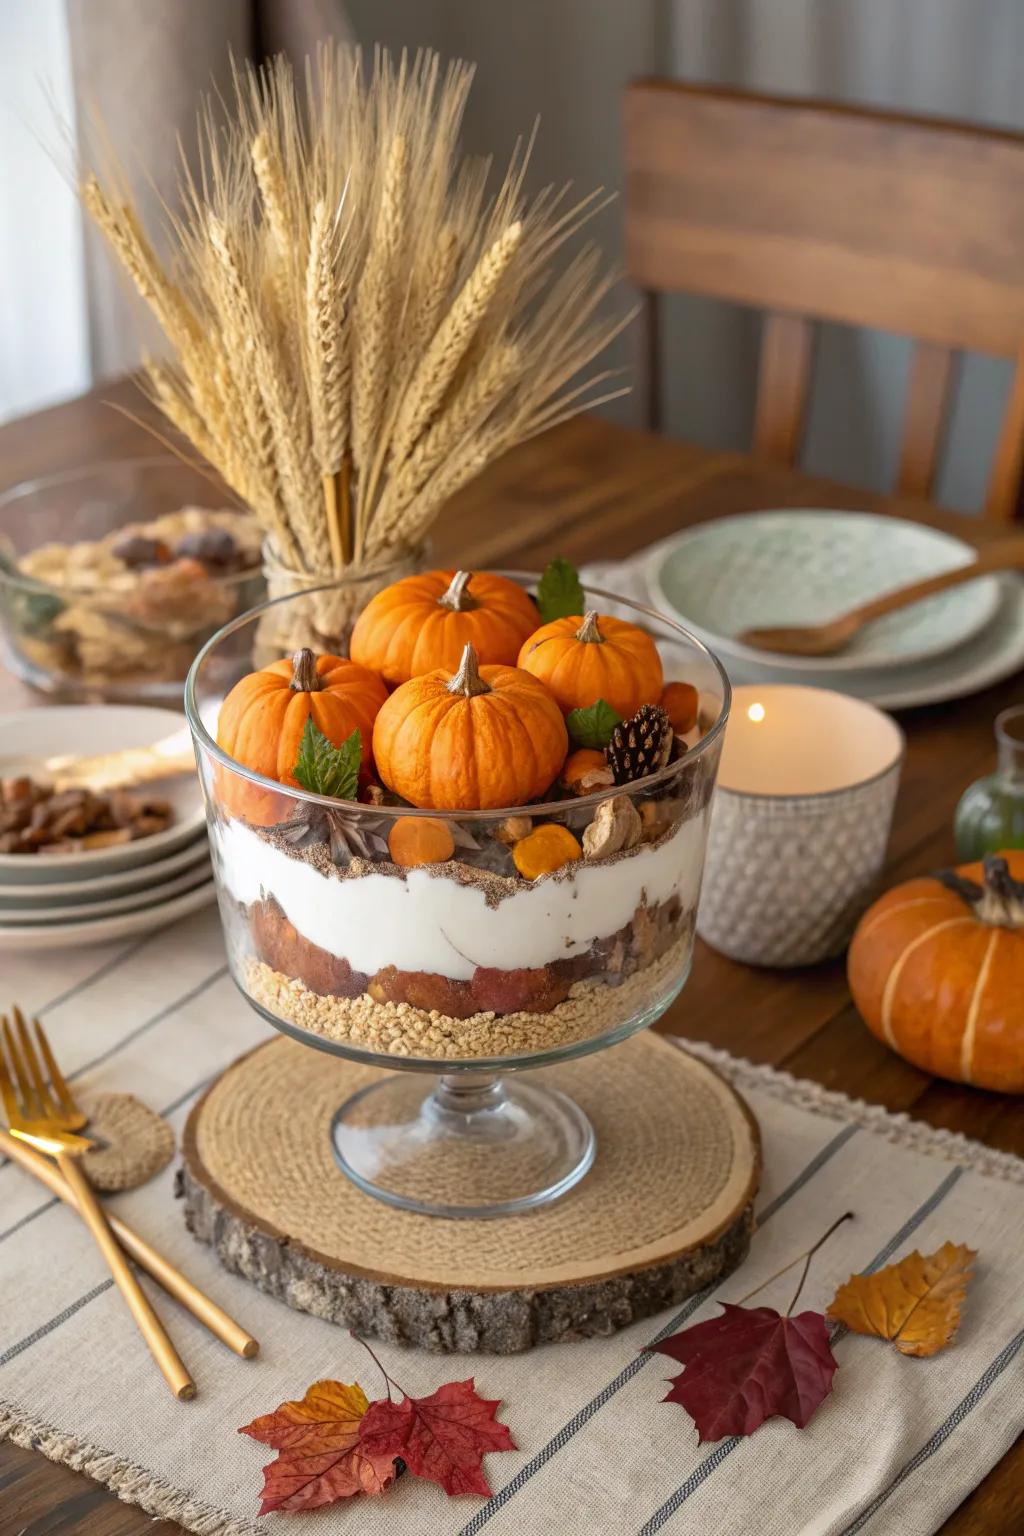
[359,1378,517,1496]
[649,1303,838,1442]
[239,1380,396,1514]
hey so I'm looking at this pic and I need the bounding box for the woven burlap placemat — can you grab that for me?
[181,1031,761,1351]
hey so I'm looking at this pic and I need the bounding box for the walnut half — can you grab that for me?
[582,794,643,861]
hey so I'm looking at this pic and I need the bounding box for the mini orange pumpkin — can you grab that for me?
[350,569,540,686]
[373,643,568,810]
[517,610,663,719]
[848,851,1024,1093]
[216,648,387,825]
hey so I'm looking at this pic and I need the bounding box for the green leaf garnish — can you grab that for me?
[566,699,622,750]
[292,719,362,800]
[536,557,585,623]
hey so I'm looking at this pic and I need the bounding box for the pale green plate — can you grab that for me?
[645,510,1001,674]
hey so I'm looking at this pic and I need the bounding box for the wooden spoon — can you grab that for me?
[737,539,1024,658]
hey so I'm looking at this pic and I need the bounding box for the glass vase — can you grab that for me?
[954,704,1024,860]
[255,541,427,665]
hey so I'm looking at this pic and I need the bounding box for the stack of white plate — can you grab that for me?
[0,705,214,951]
[645,510,1024,709]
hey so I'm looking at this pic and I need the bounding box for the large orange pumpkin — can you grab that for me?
[350,569,540,686]
[373,642,568,810]
[848,851,1024,1093]
[216,648,387,825]
[517,610,664,719]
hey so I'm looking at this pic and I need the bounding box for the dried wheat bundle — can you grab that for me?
[80,44,631,579]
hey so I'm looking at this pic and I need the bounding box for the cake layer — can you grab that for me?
[244,892,686,1015]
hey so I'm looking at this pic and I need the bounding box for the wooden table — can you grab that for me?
[1,382,1021,1535]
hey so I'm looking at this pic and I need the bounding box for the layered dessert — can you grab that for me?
[201,564,723,1062]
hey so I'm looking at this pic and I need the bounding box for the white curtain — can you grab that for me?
[0,0,89,423]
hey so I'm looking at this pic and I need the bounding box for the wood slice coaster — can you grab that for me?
[181,1032,761,1354]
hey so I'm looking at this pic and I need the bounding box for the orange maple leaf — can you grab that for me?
[239,1380,396,1514]
[827,1241,976,1357]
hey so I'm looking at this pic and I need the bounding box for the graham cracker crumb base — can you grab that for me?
[243,934,690,1060]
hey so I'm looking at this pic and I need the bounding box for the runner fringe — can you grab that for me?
[0,1402,255,1536]
[676,1038,1024,1184]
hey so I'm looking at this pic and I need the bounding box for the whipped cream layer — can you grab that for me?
[215,813,707,980]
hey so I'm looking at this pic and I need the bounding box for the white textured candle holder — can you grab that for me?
[697,686,904,967]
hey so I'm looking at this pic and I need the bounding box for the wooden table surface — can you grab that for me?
[1,381,1021,1535]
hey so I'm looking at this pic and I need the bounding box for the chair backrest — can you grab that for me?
[623,79,1024,519]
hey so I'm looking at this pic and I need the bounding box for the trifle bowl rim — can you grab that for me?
[184,568,732,824]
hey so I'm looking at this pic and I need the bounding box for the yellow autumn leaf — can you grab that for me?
[826,1241,976,1357]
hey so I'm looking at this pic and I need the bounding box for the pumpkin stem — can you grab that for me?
[575,610,604,644]
[438,570,477,612]
[939,855,1024,928]
[290,648,324,692]
[447,643,491,698]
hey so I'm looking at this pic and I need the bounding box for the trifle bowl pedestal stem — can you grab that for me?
[330,1069,595,1218]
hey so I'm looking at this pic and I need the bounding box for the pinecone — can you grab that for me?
[607,704,673,785]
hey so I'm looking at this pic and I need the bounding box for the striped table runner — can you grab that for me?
[2,907,1022,1536]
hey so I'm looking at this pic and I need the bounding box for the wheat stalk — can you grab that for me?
[377,422,508,556]
[81,177,198,355]
[205,215,305,567]
[79,43,627,583]
[388,220,522,468]
[350,134,406,487]
[305,197,352,568]
[305,198,350,474]
[373,341,519,546]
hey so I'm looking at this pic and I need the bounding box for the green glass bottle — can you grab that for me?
[955,704,1024,859]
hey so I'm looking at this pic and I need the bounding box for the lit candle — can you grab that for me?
[699,685,905,967]
[719,686,903,797]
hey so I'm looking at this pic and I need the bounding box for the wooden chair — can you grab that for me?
[623,80,1024,519]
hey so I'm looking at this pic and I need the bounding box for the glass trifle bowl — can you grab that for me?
[185,576,730,1217]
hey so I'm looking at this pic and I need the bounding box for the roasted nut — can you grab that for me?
[582,794,643,860]
[639,801,661,840]
[175,527,240,569]
[0,776,172,855]
[578,766,615,792]
[77,827,135,850]
[2,776,34,803]
[561,749,614,796]
[494,814,532,846]
[639,800,684,842]
[112,534,173,568]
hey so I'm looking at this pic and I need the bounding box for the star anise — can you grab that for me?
[275,805,390,865]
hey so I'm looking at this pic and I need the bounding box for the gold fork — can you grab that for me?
[0,1012,195,1401]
